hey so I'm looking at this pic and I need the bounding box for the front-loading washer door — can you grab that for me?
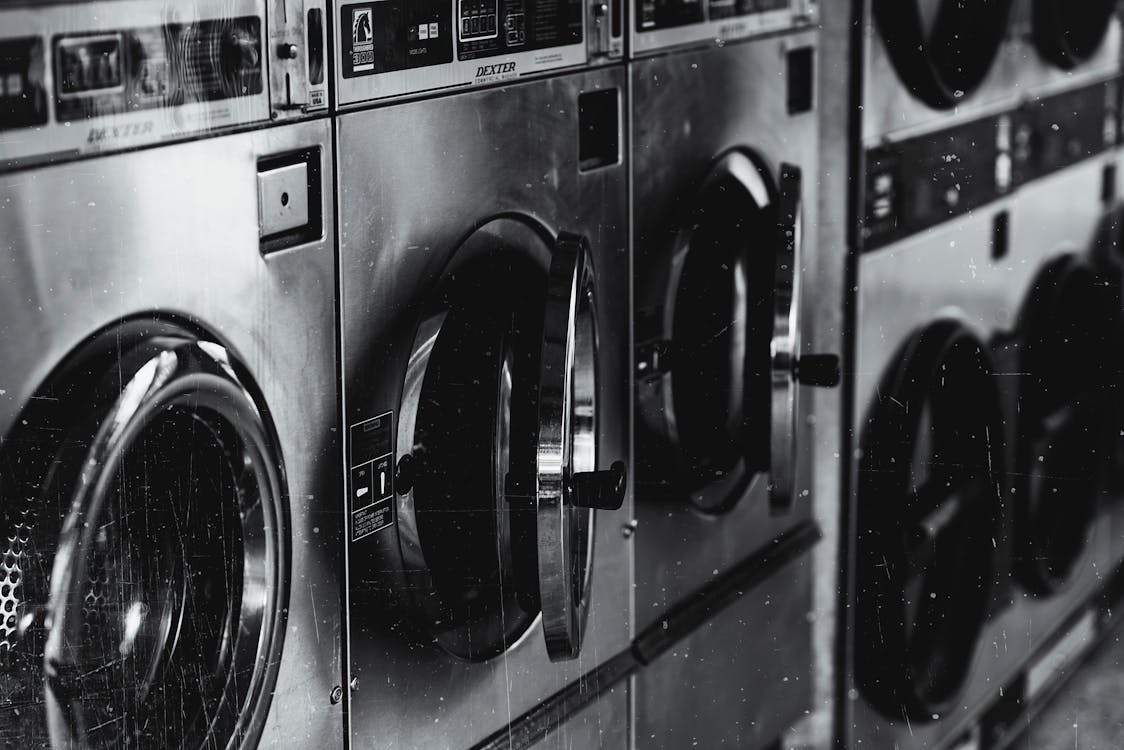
[873,0,1013,109]
[638,149,803,514]
[1014,254,1118,594]
[395,219,621,664]
[0,323,287,749]
[855,320,1005,722]
[1032,0,1117,69]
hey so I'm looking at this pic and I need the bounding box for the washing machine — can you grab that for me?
[337,65,631,750]
[0,10,339,750]
[630,17,841,747]
[329,0,621,111]
[843,2,1123,747]
[0,3,341,748]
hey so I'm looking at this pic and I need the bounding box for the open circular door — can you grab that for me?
[0,320,287,748]
[395,218,624,663]
[638,150,823,515]
[855,320,1004,721]
[874,0,1013,109]
[1033,1,1117,69]
[637,151,835,514]
[1015,255,1118,594]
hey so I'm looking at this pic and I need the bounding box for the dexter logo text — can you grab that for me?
[476,62,516,77]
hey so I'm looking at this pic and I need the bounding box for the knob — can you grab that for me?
[571,460,628,510]
[793,353,841,388]
[278,43,300,60]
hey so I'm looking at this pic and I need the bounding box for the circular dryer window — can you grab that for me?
[855,320,1005,722]
[1015,255,1118,594]
[1033,0,1117,69]
[638,150,804,515]
[0,321,287,748]
[873,0,1013,109]
[396,218,618,663]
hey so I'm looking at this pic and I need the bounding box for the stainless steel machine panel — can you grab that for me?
[330,0,620,108]
[862,0,1122,145]
[847,153,1118,750]
[525,686,630,750]
[634,553,813,749]
[631,29,830,750]
[631,30,821,622]
[338,66,631,749]
[629,0,815,57]
[0,120,341,748]
[0,0,328,169]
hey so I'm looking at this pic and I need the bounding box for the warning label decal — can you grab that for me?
[349,412,394,541]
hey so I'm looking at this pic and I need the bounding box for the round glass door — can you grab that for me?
[874,0,1013,109]
[395,218,619,663]
[0,322,286,748]
[655,151,781,513]
[1016,255,1118,594]
[855,320,1005,721]
[1033,0,1117,69]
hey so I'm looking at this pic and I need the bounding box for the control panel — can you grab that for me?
[0,0,328,170]
[861,78,1121,251]
[631,0,813,57]
[333,0,617,107]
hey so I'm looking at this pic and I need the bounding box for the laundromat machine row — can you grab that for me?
[1,1,1124,749]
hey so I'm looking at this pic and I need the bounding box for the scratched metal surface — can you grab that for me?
[0,120,343,748]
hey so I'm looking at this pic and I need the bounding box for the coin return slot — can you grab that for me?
[258,147,323,255]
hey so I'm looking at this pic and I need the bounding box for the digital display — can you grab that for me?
[56,34,123,96]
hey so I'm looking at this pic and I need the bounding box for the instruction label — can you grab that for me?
[350,412,394,541]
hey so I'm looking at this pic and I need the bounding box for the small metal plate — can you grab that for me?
[258,161,310,238]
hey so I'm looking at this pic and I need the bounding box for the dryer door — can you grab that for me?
[855,320,1005,722]
[0,324,286,749]
[534,232,626,660]
[395,220,624,664]
[1033,0,1117,69]
[638,150,835,514]
[873,0,1013,109]
[1016,255,1118,594]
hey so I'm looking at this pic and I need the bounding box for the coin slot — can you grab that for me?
[991,210,1009,261]
[308,8,325,85]
[578,88,620,172]
[786,46,814,115]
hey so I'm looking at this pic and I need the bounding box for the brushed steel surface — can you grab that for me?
[630,31,819,750]
[628,2,812,58]
[799,0,850,742]
[524,686,631,750]
[337,66,630,750]
[633,551,813,749]
[0,119,342,749]
[849,156,1116,749]
[861,0,1122,145]
[630,30,819,618]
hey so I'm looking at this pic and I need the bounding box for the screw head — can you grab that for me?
[349,676,359,692]
[329,685,344,705]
